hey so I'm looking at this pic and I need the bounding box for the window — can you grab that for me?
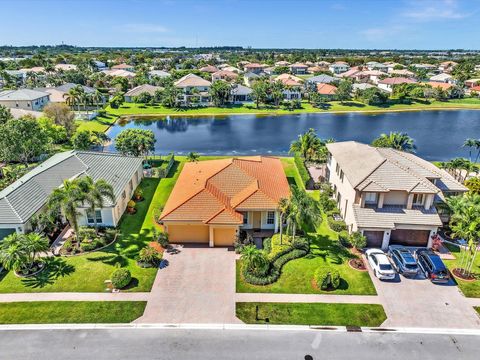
[412,193,424,205]
[339,170,344,182]
[129,179,133,192]
[364,192,378,204]
[243,212,249,225]
[335,163,340,175]
[266,211,275,225]
[86,210,103,224]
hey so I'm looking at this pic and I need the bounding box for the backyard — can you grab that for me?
[444,243,480,298]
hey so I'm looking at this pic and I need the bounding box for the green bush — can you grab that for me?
[338,231,351,248]
[104,228,117,242]
[327,216,347,232]
[350,231,367,250]
[314,267,341,290]
[63,238,73,252]
[291,237,309,252]
[263,238,272,254]
[80,240,99,252]
[111,268,132,289]
[137,246,162,267]
[294,153,310,188]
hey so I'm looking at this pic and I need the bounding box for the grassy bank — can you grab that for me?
[0,301,146,324]
[236,302,386,327]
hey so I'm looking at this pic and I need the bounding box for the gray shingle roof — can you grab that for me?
[0,151,142,225]
[0,89,49,101]
[307,74,336,84]
[231,84,252,96]
[124,84,162,97]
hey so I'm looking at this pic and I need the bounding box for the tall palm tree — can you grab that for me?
[63,87,80,112]
[289,128,324,161]
[371,132,416,153]
[277,197,290,245]
[187,152,200,162]
[77,177,115,234]
[463,138,477,162]
[0,233,28,272]
[289,186,321,239]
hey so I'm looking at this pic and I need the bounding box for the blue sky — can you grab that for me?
[2,0,480,49]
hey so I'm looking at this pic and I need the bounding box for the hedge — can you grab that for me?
[327,216,347,232]
[294,153,310,188]
[263,238,272,255]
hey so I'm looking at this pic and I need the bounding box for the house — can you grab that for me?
[352,83,376,92]
[275,74,303,100]
[212,70,238,82]
[243,72,261,87]
[378,77,416,93]
[429,73,454,84]
[102,69,136,78]
[243,63,266,74]
[326,141,467,249]
[0,89,50,111]
[354,70,385,84]
[230,84,252,103]
[0,70,27,87]
[0,151,144,241]
[92,60,107,71]
[438,61,457,73]
[124,84,163,102]
[329,62,350,74]
[337,68,361,79]
[316,83,337,99]
[218,64,241,73]
[465,79,480,88]
[174,73,212,106]
[37,83,97,103]
[54,64,77,72]
[389,69,415,78]
[366,62,388,73]
[159,156,290,247]
[274,60,290,67]
[148,69,171,79]
[306,74,337,85]
[199,65,219,74]
[111,63,135,72]
[469,85,480,94]
[289,62,308,75]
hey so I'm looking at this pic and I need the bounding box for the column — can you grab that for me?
[378,193,385,208]
[209,226,214,248]
[407,194,413,209]
[381,230,391,250]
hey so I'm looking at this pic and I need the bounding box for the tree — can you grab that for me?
[270,81,285,107]
[209,80,231,106]
[43,102,76,136]
[251,80,269,108]
[187,152,200,162]
[38,117,67,144]
[349,231,367,250]
[161,85,181,108]
[289,128,324,161]
[355,87,388,106]
[115,129,156,157]
[277,197,290,245]
[0,232,49,273]
[0,105,13,125]
[72,129,94,150]
[463,138,480,163]
[286,186,321,240]
[336,79,353,104]
[240,245,269,277]
[134,92,153,105]
[109,94,124,109]
[0,116,49,166]
[77,177,115,234]
[465,177,480,195]
[371,132,416,153]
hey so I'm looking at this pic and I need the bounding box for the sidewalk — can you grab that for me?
[0,292,150,302]
[236,293,382,304]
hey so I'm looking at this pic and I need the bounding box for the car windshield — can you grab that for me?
[379,264,392,271]
[405,264,418,270]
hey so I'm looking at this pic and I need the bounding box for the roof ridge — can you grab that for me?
[3,197,22,223]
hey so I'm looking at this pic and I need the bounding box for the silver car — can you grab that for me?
[388,246,419,277]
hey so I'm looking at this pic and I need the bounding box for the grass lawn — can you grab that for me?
[236,302,386,327]
[443,243,480,298]
[475,307,480,316]
[236,214,376,295]
[281,157,305,189]
[106,98,480,118]
[75,113,118,132]
[0,301,146,324]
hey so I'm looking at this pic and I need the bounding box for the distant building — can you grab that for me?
[111,63,135,72]
[148,70,171,79]
[289,62,308,75]
[124,84,163,103]
[0,89,50,111]
[329,62,350,74]
[378,77,416,93]
[174,73,212,106]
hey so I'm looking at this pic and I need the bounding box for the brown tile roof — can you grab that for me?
[112,63,133,70]
[160,157,290,224]
[199,65,219,73]
[317,83,337,95]
[174,73,212,88]
[425,82,453,90]
[379,77,416,85]
[275,73,303,86]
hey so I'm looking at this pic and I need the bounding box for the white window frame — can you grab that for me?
[266,211,275,225]
[412,193,424,205]
[243,212,249,225]
[364,192,378,204]
[86,209,103,225]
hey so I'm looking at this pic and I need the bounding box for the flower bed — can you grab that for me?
[348,258,367,271]
[452,268,477,282]
[14,261,46,278]
[60,227,118,256]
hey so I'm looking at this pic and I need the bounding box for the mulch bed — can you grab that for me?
[14,262,46,278]
[452,268,477,282]
[348,258,367,271]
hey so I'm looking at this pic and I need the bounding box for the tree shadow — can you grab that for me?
[122,277,139,290]
[20,257,75,289]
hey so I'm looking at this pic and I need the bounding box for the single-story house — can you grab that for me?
[230,84,252,103]
[438,61,457,73]
[0,89,50,111]
[124,84,163,102]
[37,83,98,104]
[326,141,467,250]
[102,69,136,78]
[199,65,219,74]
[366,62,388,73]
[388,69,415,78]
[0,151,144,241]
[378,77,416,93]
[352,83,376,92]
[274,61,290,67]
[160,156,290,247]
[174,73,212,106]
[306,74,337,85]
[317,83,337,99]
[111,63,135,72]
[429,73,455,84]
[93,60,107,71]
[212,70,238,82]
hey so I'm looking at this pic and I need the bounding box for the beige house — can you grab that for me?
[0,89,50,111]
[326,142,467,249]
[174,73,212,106]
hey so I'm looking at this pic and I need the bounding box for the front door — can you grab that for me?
[252,212,262,229]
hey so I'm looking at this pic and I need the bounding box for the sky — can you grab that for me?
[1,0,480,49]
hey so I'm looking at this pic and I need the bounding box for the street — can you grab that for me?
[0,327,479,360]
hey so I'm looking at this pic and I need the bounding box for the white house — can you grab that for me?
[329,62,350,74]
[0,151,144,241]
[174,73,212,106]
[326,142,467,250]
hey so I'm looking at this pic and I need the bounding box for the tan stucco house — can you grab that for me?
[326,142,467,249]
[160,156,290,247]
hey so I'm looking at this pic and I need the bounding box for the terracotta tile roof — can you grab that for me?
[160,157,290,224]
[174,73,212,88]
[199,65,219,73]
[379,77,416,85]
[317,83,337,95]
[470,85,480,92]
[275,73,303,86]
[112,63,133,70]
[425,82,453,90]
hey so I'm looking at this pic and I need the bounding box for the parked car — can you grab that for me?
[415,248,450,284]
[366,248,396,280]
[388,246,419,277]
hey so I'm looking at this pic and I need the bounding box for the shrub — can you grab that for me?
[127,200,136,209]
[138,246,162,267]
[153,208,163,224]
[350,231,367,250]
[104,228,117,242]
[96,109,107,116]
[291,237,309,252]
[263,237,272,254]
[294,153,310,188]
[111,268,132,289]
[134,188,143,200]
[338,231,351,248]
[157,232,169,248]
[314,267,341,290]
[327,216,347,232]
[80,240,99,252]
[63,238,73,252]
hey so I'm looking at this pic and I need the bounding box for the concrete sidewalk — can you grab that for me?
[0,292,150,302]
[236,293,382,304]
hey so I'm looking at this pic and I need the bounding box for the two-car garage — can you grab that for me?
[363,228,431,248]
[164,223,237,247]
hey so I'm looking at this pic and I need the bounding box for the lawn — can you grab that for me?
[236,214,377,295]
[0,301,146,324]
[75,113,118,132]
[281,157,305,189]
[443,243,480,298]
[236,302,386,327]
[105,98,480,118]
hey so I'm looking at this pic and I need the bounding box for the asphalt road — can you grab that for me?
[0,328,479,360]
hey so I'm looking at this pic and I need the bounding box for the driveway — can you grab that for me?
[366,259,480,329]
[138,244,240,324]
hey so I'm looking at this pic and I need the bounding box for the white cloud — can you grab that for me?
[121,23,169,33]
[402,0,468,21]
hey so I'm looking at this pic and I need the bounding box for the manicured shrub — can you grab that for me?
[111,268,132,289]
[291,237,309,252]
[350,231,367,250]
[263,237,272,254]
[294,153,310,188]
[157,232,169,248]
[327,216,347,232]
[338,231,351,248]
[104,228,118,242]
[314,267,341,290]
[137,246,162,267]
[127,200,136,209]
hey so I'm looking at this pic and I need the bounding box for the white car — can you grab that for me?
[365,248,396,280]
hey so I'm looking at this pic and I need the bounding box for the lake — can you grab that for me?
[105,110,480,161]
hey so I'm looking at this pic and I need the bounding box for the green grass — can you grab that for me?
[106,98,480,118]
[281,157,305,189]
[475,307,480,315]
[0,301,146,324]
[236,214,376,295]
[75,113,118,132]
[236,302,386,327]
[443,243,480,298]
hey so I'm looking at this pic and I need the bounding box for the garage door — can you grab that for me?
[213,228,236,246]
[363,231,384,248]
[167,224,209,243]
[0,228,15,241]
[390,229,430,247]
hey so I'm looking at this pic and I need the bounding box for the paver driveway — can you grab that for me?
[138,244,240,324]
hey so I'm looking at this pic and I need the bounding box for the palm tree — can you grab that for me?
[23,233,49,266]
[371,132,416,153]
[63,87,81,112]
[277,197,290,245]
[289,128,324,161]
[288,186,321,239]
[91,90,104,110]
[463,138,477,162]
[77,177,115,234]
[240,244,269,276]
[47,179,85,240]
[187,152,200,162]
[0,233,28,272]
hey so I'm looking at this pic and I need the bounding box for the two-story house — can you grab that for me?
[326,142,467,249]
[174,73,212,106]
